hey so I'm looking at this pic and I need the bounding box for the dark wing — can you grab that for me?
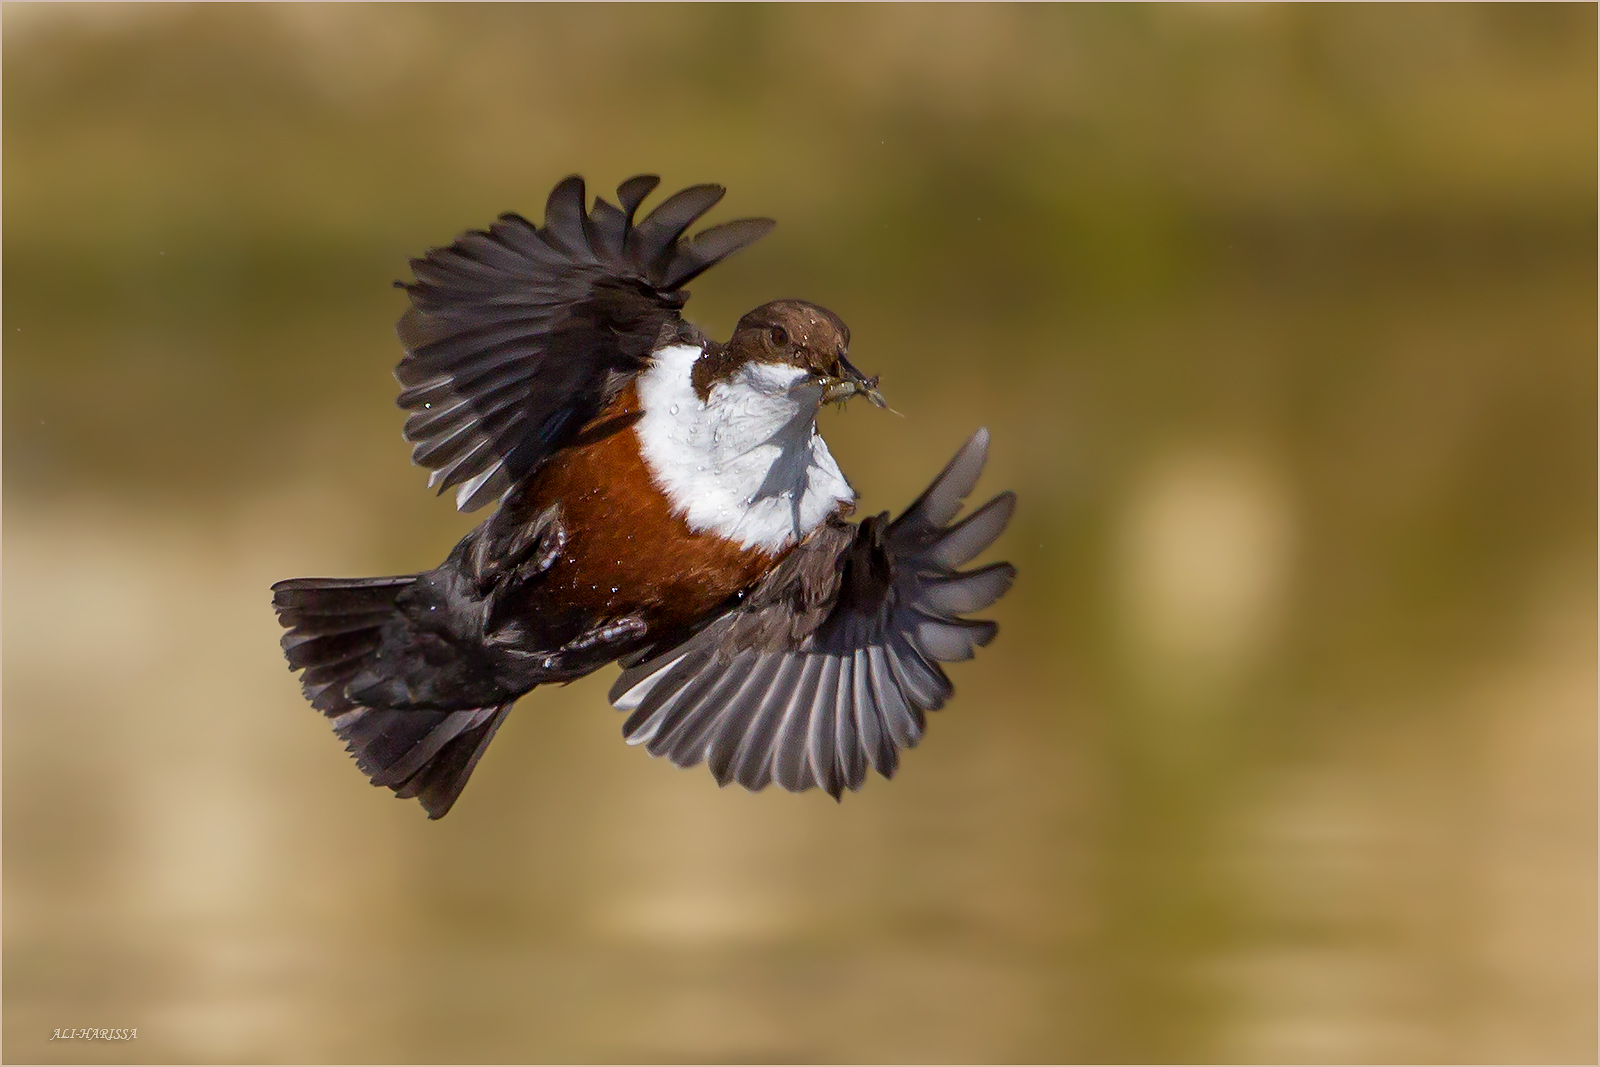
[608,429,1016,798]
[395,174,775,511]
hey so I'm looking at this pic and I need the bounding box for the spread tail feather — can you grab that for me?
[331,703,512,819]
[272,575,512,819]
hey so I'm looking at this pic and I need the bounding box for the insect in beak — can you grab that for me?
[819,351,888,409]
[820,374,888,408]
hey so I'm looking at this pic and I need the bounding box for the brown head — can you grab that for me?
[692,299,885,407]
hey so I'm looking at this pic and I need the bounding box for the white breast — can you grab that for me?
[633,342,855,554]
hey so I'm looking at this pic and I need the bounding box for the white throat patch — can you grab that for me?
[634,342,854,553]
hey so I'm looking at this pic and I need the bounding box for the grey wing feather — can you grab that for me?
[395,174,774,512]
[607,428,1017,799]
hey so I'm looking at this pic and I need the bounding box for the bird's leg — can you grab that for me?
[561,614,648,653]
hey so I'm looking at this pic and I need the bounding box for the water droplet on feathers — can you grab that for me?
[669,404,679,415]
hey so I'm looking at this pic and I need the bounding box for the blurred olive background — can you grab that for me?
[4,4,1594,1063]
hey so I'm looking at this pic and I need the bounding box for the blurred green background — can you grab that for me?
[4,4,1594,1063]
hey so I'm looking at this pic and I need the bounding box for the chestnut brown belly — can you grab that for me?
[513,384,780,636]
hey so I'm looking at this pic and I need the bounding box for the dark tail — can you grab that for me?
[271,576,511,819]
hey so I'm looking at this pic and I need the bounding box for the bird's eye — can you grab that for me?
[769,326,789,347]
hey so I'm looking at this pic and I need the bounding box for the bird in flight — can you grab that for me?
[272,174,1016,818]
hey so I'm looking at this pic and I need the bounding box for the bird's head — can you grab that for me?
[705,300,886,410]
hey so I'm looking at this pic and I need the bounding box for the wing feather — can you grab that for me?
[725,655,805,790]
[662,219,778,289]
[539,176,594,260]
[926,492,1018,569]
[628,184,727,265]
[915,561,1017,616]
[395,174,774,511]
[615,175,661,218]
[851,646,894,777]
[829,652,862,794]
[660,652,764,765]
[869,642,923,751]
[612,651,692,712]
[772,655,827,792]
[634,648,729,754]
[704,654,785,780]
[586,198,629,259]
[888,630,952,711]
[453,460,513,513]
[805,654,844,796]
[609,429,1016,797]
[911,614,998,662]
[621,646,712,743]
[893,426,992,535]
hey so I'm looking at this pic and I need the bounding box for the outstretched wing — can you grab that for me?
[395,174,775,511]
[608,429,1017,798]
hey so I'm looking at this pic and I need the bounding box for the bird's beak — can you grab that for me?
[820,356,887,409]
